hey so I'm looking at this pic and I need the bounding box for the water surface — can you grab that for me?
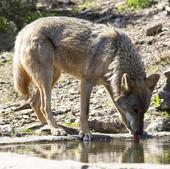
[0,137,170,164]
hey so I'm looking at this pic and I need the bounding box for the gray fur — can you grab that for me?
[13,17,159,138]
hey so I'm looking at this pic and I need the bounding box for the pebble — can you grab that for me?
[146,23,163,36]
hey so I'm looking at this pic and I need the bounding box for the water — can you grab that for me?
[0,137,170,164]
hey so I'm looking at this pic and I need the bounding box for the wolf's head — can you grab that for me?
[115,73,159,135]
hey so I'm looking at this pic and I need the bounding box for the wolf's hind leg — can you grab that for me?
[30,69,61,125]
[33,69,66,135]
[30,89,47,125]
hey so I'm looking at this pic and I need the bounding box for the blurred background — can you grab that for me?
[0,0,169,51]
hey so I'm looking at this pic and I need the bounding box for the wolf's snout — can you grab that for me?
[135,130,143,135]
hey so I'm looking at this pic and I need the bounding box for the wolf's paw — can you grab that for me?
[79,131,92,141]
[51,128,67,136]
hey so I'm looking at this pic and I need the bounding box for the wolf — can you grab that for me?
[13,16,159,140]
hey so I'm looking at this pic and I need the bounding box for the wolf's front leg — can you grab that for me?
[79,78,93,141]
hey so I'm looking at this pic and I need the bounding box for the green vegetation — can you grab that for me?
[116,3,129,12]
[0,16,13,33]
[161,111,169,119]
[154,95,170,118]
[148,64,159,73]
[77,0,96,11]
[154,95,161,110]
[116,0,153,11]
[0,0,37,30]
[127,0,153,9]
[0,60,3,67]
[63,122,80,128]
[24,11,48,24]
[16,128,34,134]
[24,11,60,24]
[59,79,66,84]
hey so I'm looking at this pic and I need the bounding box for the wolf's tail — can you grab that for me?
[13,35,31,98]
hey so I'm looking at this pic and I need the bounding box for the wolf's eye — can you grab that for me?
[132,105,140,114]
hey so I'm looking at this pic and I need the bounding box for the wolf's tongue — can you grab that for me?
[133,134,140,142]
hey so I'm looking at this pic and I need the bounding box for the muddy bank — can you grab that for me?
[0,132,170,145]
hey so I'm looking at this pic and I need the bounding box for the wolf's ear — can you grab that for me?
[121,73,134,94]
[146,74,160,91]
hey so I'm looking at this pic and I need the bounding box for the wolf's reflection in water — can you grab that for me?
[0,138,169,164]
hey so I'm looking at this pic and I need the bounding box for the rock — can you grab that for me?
[113,17,125,28]
[35,125,51,135]
[96,88,105,95]
[68,88,76,94]
[146,117,170,132]
[166,6,170,15]
[24,122,44,130]
[146,37,155,45]
[0,124,13,136]
[146,23,162,36]
[65,116,76,123]
[89,118,127,134]
[164,68,170,78]
[156,2,167,10]
[159,68,170,111]
[95,14,114,23]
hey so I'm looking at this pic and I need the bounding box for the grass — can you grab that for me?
[128,0,152,9]
[0,60,3,66]
[161,111,169,119]
[0,16,13,33]
[116,2,129,12]
[77,0,96,12]
[153,95,170,119]
[154,95,161,110]
[116,0,153,11]
[147,64,159,73]
[63,122,80,128]
[59,79,65,84]
[15,128,34,134]
[24,10,60,24]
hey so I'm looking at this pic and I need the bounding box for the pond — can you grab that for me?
[0,136,170,164]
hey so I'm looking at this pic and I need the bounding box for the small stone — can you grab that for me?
[65,116,76,123]
[115,1,127,9]
[159,68,170,111]
[146,117,170,132]
[113,18,125,28]
[23,115,29,119]
[36,125,51,135]
[25,122,44,130]
[0,124,13,136]
[164,68,170,78]
[20,109,33,115]
[68,88,76,94]
[75,118,80,123]
[156,3,166,10]
[97,88,105,95]
[166,6,170,15]
[146,23,162,36]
